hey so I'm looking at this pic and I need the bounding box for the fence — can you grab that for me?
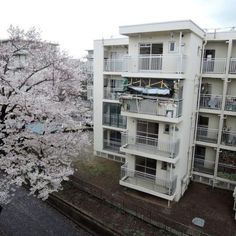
[70,175,211,236]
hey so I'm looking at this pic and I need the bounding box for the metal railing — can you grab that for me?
[103,114,127,129]
[121,97,183,118]
[193,155,215,175]
[121,132,180,158]
[196,126,218,143]
[202,58,226,74]
[104,58,128,72]
[104,54,186,74]
[85,60,93,73]
[225,96,236,112]
[221,129,236,146]
[199,94,222,110]
[103,138,122,153]
[218,162,236,181]
[126,54,186,74]
[229,58,236,74]
[121,163,177,196]
[103,87,124,100]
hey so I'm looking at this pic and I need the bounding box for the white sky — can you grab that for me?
[0,0,235,58]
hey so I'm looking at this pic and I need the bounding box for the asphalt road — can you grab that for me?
[0,188,91,236]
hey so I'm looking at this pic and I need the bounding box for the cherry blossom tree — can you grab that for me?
[0,26,90,204]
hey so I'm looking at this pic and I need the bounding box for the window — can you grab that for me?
[135,156,157,175]
[161,162,168,170]
[139,43,163,55]
[168,42,177,53]
[137,120,159,139]
[164,124,170,134]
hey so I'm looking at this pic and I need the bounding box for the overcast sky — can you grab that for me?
[0,0,235,58]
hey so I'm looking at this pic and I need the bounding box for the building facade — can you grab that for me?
[92,20,236,208]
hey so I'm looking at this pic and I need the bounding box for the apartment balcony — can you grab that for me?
[103,138,122,154]
[104,54,186,74]
[104,58,127,73]
[225,96,236,112]
[121,132,180,161]
[221,129,236,147]
[126,54,186,74]
[218,151,236,181]
[193,155,215,175]
[120,163,177,199]
[103,114,127,129]
[196,126,218,144]
[120,96,182,122]
[103,87,124,100]
[218,163,236,181]
[200,94,222,110]
[229,58,236,74]
[202,58,226,74]
[85,60,93,74]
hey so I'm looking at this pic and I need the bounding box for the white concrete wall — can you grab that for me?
[198,113,220,129]
[205,42,228,58]
[202,78,223,95]
[104,45,128,59]
[173,32,203,201]
[93,40,105,153]
[227,80,236,96]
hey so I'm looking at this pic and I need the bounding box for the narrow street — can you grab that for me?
[0,188,91,236]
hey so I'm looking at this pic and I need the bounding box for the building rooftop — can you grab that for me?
[119,20,205,38]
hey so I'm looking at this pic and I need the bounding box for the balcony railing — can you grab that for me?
[202,58,226,74]
[218,162,236,181]
[121,132,180,158]
[85,60,93,73]
[221,129,236,146]
[103,114,127,129]
[121,97,183,118]
[104,54,186,74]
[200,94,222,110]
[103,138,122,153]
[120,163,177,196]
[196,126,218,144]
[225,96,236,112]
[103,87,124,100]
[229,58,236,74]
[126,54,186,74]
[104,58,128,72]
[193,155,215,175]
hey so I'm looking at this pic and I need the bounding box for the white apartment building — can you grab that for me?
[92,20,236,207]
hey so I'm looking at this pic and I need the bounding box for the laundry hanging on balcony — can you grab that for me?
[127,86,170,95]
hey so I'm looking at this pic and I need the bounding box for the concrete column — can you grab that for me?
[213,39,233,184]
